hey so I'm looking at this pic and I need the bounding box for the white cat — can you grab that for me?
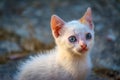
[15,7,94,80]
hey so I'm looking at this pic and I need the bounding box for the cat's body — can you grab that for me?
[15,47,91,80]
[15,7,94,80]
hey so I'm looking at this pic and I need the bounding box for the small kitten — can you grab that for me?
[14,7,94,80]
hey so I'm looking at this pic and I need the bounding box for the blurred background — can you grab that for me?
[0,0,120,80]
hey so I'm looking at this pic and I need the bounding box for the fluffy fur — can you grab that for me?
[14,7,94,80]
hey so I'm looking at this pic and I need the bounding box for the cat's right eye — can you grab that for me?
[68,36,77,43]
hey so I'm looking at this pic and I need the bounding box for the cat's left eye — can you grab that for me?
[68,36,77,43]
[86,33,92,40]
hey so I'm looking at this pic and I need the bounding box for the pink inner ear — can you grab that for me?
[51,15,65,37]
[80,7,94,29]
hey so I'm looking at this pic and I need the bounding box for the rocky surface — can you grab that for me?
[0,0,120,80]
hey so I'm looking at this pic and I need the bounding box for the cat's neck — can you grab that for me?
[55,46,91,79]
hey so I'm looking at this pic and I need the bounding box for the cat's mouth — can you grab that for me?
[77,48,88,53]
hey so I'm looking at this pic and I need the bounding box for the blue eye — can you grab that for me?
[68,36,77,43]
[86,33,92,40]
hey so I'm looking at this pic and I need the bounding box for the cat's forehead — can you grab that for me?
[65,20,90,34]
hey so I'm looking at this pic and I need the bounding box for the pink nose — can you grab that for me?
[81,44,87,49]
[79,40,87,49]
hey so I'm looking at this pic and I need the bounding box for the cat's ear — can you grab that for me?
[80,7,94,29]
[51,15,65,38]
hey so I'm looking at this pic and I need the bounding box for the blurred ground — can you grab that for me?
[0,0,120,80]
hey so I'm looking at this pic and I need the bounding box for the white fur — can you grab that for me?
[14,20,94,80]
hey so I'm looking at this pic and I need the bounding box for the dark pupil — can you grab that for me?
[86,33,92,40]
[69,36,77,42]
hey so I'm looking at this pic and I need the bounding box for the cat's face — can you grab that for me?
[51,7,94,55]
[57,21,94,55]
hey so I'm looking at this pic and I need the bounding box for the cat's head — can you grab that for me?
[51,7,94,55]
